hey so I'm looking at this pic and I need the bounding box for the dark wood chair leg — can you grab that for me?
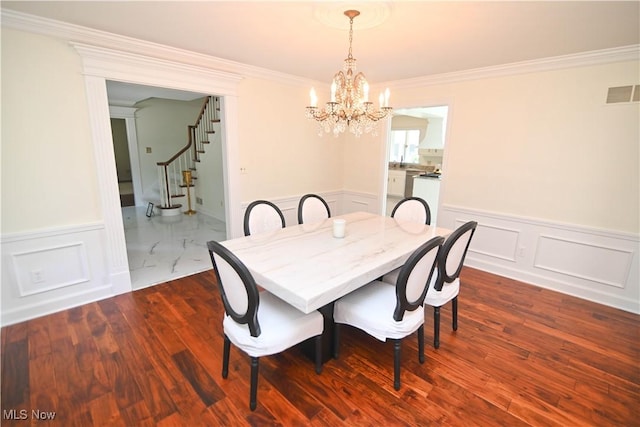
[250,357,259,411]
[333,323,341,359]
[433,306,441,349]
[222,335,230,378]
[393,339,402,390]
[418,324,425,364]
[452,297,458,331]
[315,335,323,374]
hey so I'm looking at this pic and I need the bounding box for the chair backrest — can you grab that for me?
[243,200,286,236]
[297,194,331,224]
[434,221,478,291]
[393,236,444,321]
[207,241,261,337]
[391,197,431,225]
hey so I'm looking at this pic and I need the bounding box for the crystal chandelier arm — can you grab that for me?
[333,72,347,103]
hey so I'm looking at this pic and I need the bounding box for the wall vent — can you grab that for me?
[606,85,639,104]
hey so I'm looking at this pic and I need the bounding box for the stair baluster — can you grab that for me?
[156,96,219,215]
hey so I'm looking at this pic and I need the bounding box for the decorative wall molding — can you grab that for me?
[1,222,105,243]
[70,39,244,295]
[439,205,640,314]
[534,235,633,289]
[457,220,520,262]
[72,43,243,96]
[389,45,640,89]
[2,192,637,325]
[240,190,345,228]
[12,242,90,296]
[82,74,132,295]
[1,8,313,87]
[1,223,112,326]
[341,190,379,215]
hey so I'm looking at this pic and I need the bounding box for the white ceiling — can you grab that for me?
[3,1,639,86]
[105,81,207,106]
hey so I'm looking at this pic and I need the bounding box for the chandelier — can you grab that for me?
[306,10,392,137]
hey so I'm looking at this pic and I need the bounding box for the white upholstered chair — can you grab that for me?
[420,220,477,348]
[297,194,331,224]
[243,200,286,236]
[382,197,432,285]
[333,236,443,390]
[207,240,324,410]
[391,196,431,225]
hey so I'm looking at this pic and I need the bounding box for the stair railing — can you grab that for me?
[156,96,219,210]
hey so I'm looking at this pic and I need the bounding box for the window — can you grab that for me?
[389,130,420,164]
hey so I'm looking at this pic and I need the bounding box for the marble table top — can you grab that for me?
[221,211,452,313]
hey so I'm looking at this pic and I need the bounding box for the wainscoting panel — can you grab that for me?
[1,223,113,326]
[440,205,640,314]
[460,221,520,263]
[240,191,345,229]
[534,235,633,289]
[341,190,379,215]
[12,242,90,296]
[5,195,636,325]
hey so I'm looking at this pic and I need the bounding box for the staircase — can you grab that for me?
[156,96,220,215]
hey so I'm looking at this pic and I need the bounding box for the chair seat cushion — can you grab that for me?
[334,280,425,342]
[424,278,460,307]
[223,291,323,357]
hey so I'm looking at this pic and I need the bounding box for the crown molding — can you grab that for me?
[3,8,638,90]
[388,45,640,89]
[0,8,309,86]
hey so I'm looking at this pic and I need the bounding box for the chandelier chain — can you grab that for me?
[347,16,354,60]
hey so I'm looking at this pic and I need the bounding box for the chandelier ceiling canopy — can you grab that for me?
[306,10,392,137]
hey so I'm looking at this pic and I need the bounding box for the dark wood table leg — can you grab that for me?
[300,302,334,364]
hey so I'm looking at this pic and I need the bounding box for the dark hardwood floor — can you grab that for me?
[2,267,638,426]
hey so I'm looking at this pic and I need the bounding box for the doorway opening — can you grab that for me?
[384,105,449,225]
[110,118,135,207]
[107,81,228,289]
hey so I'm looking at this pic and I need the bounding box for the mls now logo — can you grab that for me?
[3,409,56,420]
[3,409,27,420]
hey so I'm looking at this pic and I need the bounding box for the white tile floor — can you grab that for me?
[122,206,227,290]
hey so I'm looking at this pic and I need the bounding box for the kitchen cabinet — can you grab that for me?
[413,176,441,225]
[420,115,445,149]
[418,148,443,156]
[387,170,406,197]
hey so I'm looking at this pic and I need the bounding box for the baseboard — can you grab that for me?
[1,285,113,326]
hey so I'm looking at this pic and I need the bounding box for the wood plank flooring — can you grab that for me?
[2,267,639,426]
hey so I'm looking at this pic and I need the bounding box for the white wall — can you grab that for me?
[1,28,102,233]
[390,61,639,233]
[236,77,345,202]
[385,60,639,312]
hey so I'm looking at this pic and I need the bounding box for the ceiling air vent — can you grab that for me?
[606,85,638,104]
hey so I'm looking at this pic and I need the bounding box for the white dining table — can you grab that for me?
[221,211,452,314]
